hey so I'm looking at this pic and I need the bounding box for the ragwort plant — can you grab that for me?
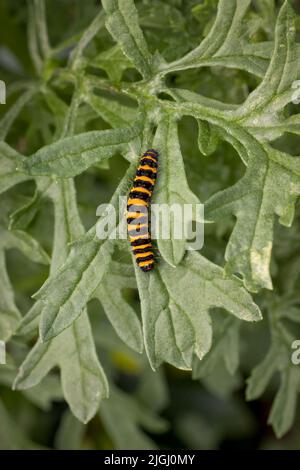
[1,0,300,449]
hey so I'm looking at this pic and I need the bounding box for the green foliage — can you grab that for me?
[1,0,300,449]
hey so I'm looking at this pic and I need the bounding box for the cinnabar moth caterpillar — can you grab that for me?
[127,149,159,272]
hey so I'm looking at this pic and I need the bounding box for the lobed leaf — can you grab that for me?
[95,261,143,353]
[136,251,261,370]
[35,163,136,341]
[14,310,109,424]
[102,0,152,78]
[22,125,141,177]
[152,116,200,266]
[161,0,269,77]
[246,303,300,438]
[15,179,109,422]
[206,146,300,291]
[90,44,131,83]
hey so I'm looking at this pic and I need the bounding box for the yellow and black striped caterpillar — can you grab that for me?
[127,149,159,272]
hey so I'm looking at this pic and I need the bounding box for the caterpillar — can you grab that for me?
[127,149,159,272]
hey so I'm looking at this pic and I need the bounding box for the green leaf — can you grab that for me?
[0,360,63,410]
[69,10,105,70]
[193,316,240,379]
[206,145,300,292]
[102,0,152,78]
[37,237,115,341]
[197,120,219,156]
[27,0,42,73]
[153,116,200,266]
[0,142,31,195]
[165,88,251,165]
[54,411,85,450]
[35,163,136,341]
[15,179,109,423]
[90,44,131,83]
[95,261,143,353]
[246,346,278,401]
[135,369,169,413]
[4,0,300,444]
[9,178,53,230]
[235,2,296,118]
[0,217,49,340]
[243,41,300,84]
[100,386,167,450]
[256,0,276,38]
[136,251,261,370]
[9,194,40,230]
[1,228,50,265]
[87,93,136,128]
[268,369,300,439]
[230,1,297,131]
[0,250,21,341]
[42,89,68,138]
[246,302,300,438]
[32,0,50,59]
[22,125,141,177]
[16,301,43,337]
[162,0,267,77]
[0,88,36,140]
[166,2,300,291]
[14,310,109,424]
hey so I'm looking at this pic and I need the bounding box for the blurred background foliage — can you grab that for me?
[1,0,300,450]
